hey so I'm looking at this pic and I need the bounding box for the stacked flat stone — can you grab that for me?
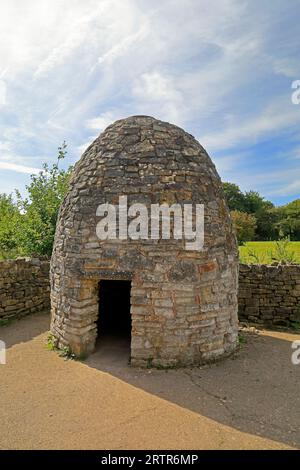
[239,263,300,327]
[50,115,239,366]
[0,258,50,321]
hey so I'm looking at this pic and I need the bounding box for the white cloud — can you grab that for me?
[0,80,7,105]
[273,58,300,78]
[255,167,300,199]
[0,161,40,174]
[201,98,300,151]
[81,110,119,153]
[0,142,11,152]
[213,154,243,174]
[218,158,300,200]
[86,111,117,132]
[76,139,96,156]
[0,0,299,202]
[133,72,180,102]
[272,179,300,197]
[0,0,259,134]
[34,3,106,79]
[97,23,149,66]
[132,71,184,123]
[290,146,300,160]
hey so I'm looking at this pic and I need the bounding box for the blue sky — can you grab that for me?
[0,0,300,206]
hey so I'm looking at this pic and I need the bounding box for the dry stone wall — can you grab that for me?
[1,258,300,331]
[238,263,300,327]
[0,258,50,321]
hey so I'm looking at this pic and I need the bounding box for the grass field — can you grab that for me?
[239,241,300,264]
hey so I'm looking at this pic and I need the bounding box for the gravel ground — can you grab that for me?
[0,312,299,450]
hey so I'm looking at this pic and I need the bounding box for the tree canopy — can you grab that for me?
[222,182,299,243]
[0,142,72,258]
[230,210,257,244]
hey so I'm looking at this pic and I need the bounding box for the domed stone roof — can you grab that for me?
[50,115,238,366]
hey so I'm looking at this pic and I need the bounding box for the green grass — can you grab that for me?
[239,241,300,264]
[0,318,14,327]
[238,333,247,345]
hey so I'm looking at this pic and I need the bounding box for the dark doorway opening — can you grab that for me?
[95,280,132,363]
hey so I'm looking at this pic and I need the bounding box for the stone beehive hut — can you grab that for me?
[50,115,239,366]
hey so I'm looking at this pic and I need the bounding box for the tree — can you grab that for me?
[223,183,277,240]
[230,210,257,244]
[243,190,266,213]
[255,206,279,240]
[0,194,20,258]
[242,190,274,240]
[222,182,246,212]
[15,142,72,256]
[276,199,300,241]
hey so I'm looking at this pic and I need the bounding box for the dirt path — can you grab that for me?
[0,312,299,450]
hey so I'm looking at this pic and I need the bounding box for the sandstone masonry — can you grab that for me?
[238,263,300,328]
[50,115,239,366]
[1,259,299,335]
[0,258,50,321]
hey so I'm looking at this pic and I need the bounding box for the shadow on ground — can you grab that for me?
[85,328,300,448]
[0,310,50,348]
[1,312,299,449]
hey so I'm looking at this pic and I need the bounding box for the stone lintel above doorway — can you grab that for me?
[84,270,133,281]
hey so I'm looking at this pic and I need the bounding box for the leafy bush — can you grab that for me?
[0,143,72,259]
[0,194,20,259]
